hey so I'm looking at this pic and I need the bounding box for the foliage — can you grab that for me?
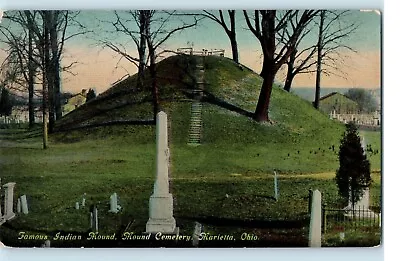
[85,88,96,103]
[336,122,372,207]
[345,88,378,113]
[0,87,13,117]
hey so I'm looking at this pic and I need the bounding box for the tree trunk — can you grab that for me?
[144,11,158,122]
[228,11,239,63]
[137,10,147,90]
[50,12,62,120]
[230,35,239,64]
[42,15,49,149]
[43,12,55,134]
[283,73,294,92]
[253,11,276,122]
[254,71,275,122]
[314,11,325,109]
[28,26,35,128]
[149,48,158,122]
[283,49,297,92]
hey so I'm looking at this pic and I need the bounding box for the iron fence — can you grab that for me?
[321,204,381,234]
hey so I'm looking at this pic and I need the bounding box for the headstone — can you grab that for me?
[21,195,29,214]
[308,190,322,247]
[82,193,86,207]
[146,111,177,233]
[17,198,21,213]
[339,232,345,241]
[0,178,2,217]
[93,207,98,232]
[109,193,118,213]
[192,222,203,247]
[274,171,279,201]
[75,202,79,210]
[3,182,16,220]
[42,240,51,248]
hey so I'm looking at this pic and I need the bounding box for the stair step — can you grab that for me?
[188,98,204,145]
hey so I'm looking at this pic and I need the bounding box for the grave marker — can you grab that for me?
[308,190,322,247]
[17,198,21,213]
[3,182,16,220]
[274,171,279,201]
[192,222,203,247]
[109,193,118,213]
[146,111,177,233]
[93,207,98,232]
[82,193,86,207]
[21,195,29,214]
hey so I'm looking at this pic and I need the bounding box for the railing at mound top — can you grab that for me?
[176,47,225,57]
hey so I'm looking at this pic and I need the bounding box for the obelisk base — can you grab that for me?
[146,194,177,233]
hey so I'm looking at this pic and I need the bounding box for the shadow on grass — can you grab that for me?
[202,91,254,118]
[55,119,155,133]
[0,128,42,141]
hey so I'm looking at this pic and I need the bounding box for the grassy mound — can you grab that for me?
[0,55,381,247]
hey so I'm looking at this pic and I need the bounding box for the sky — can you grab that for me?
[0,10,381,95]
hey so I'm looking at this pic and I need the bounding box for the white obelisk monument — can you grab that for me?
[146,111,177,233]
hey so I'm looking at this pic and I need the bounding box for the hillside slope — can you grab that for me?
[52,55,372,173]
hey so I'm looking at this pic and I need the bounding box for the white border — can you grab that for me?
[0,0,390,261]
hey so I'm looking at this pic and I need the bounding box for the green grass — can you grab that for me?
[0,55,381,247]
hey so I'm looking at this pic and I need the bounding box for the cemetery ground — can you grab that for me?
[0,117,381,247]
[0,55,381,247]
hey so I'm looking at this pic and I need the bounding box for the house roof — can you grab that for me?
[319,92,355,102]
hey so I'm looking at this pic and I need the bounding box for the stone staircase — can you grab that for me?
[188,61,205,146]
[188,102,203,145]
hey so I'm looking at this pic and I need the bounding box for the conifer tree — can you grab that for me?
[335,122,372,208]
[0,87,13,118]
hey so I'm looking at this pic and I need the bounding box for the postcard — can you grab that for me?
[0,10,381,248]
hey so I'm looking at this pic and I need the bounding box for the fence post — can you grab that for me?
[308,189,313,214]
[308,190,322,247]
[322,203,327,234]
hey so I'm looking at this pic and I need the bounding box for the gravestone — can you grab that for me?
[192,222,203,247]
[344,188,378,218]
[3,182,16,220]
[146,111,177,233]
[93,207,98,232]
[308,190,322,247]
[274,171,279,201]
[109,193,118,213]
[41,240,51,248]
[17,198,21,213]
[21,195,28,214]
[75,202,79,210]
[82,193,86,207]
[0,178,2,217]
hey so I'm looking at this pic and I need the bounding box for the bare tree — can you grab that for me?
[202,10,239,63]
[280,20,318,92]
[243,10,318,122]
[313,11,357,109]
[101,10,199,120]
[0,14,43,128]
[3,10,87,133]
